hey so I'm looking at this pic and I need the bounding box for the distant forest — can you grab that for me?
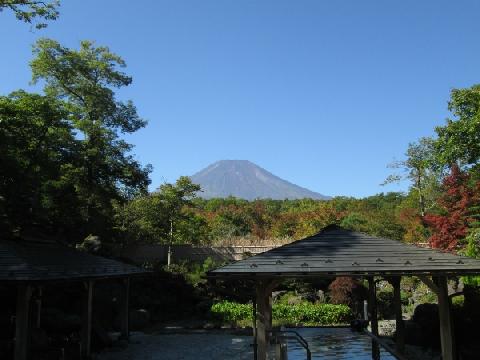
[1,28,479,258]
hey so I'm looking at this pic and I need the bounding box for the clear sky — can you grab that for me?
[1,0,479,197]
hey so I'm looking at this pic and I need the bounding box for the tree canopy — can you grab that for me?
[435,85,480,168]
[0,0,59,28]
[30,38,151,237]
[0,39,151,243]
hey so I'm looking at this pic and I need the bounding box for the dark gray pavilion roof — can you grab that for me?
[0,238,146,282]
[210,225,480,278]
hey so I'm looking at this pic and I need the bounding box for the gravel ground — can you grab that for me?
[97,332,255,360]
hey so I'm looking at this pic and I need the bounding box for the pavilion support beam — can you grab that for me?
[35,287,43,329]
[15,284,33,360]
[368,277,380,360]
[81,280,94,359]
[390,277,405,354]
[120,277,130,340]
[255,279,275,360]
[265,291,272,334]
[433,276,455,360]
[418,275,440,296]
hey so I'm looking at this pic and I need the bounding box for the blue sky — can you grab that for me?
[1,0,479,197]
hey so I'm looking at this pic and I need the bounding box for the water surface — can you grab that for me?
[284,327,395,360]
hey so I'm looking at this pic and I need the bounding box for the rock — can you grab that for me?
[316,290,326,303]
[272,291,286,301]
[300,292,317,303]
[409,304,440,347]
[129,309,150,330]
[76,235,102,253]
[203,322,215,330]
[412,303,439,328]
[448,278,463,295]
[378,320,396,336]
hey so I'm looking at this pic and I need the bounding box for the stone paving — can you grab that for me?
[97,332,255,360]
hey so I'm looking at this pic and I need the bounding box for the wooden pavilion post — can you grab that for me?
[81,280,94,358]
[15,284,33,360]
[35,287,43,329]
[434,276,455,360]
[419,275,455,360]
[367,277,380,360]
[120,277,130,340]
[390,277,405,353]
[252,295,258,360]
[255,279,275,360]
[256,281,268,360]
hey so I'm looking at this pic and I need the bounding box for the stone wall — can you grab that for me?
[115,244,279,264]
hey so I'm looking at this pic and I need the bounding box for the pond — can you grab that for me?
[284,327,395,360]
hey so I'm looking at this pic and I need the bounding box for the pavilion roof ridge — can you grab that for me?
[0,237,148,282]
[209,224,480,277]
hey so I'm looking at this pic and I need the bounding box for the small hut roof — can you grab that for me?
[210,225,480,278]
[0,238,146,282]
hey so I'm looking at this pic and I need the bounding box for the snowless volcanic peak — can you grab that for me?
[190,160,329,200]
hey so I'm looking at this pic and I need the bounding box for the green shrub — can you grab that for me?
[210,301,352,325]
[211,301,252,322]
[273,303,352,325]
[451,295,464,308]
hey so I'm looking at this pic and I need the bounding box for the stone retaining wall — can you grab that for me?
[116,244,279,264]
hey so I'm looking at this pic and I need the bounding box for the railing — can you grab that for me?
[363,330,409,360]
[270,330,312,360]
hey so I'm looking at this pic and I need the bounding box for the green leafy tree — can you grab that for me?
[30,38,151,237]
[156,176,204,243]
[383,137,440,216]
[0,0,59,29]
[435,85,480,168]
[115,177,206,245]
[0,91,81,237]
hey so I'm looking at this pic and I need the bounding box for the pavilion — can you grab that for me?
[209,225,480,360]
[0,237,147,360]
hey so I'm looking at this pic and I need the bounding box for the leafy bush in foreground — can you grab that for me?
[211,301,352,325]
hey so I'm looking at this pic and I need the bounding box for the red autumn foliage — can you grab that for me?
[328,277,366,306]
[424,164,479,251]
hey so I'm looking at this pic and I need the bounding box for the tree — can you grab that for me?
[383,137,440,216]
[0,91,81,237]
[30,38,151,237]
[435,85,480,168]
[114,177,206,245]
[328,277,367,317]
[424,165,479,251]
[0,0,59,29]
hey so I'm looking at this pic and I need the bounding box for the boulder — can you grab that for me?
[272,291,286,301]
[404,320,425,346]
[203,322,215,330]
[316,290,326,303]
[409,303,440,348]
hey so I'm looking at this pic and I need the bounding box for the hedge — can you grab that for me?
[211,301,352,325]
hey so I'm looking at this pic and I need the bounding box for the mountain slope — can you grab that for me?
[190,160,329,200]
